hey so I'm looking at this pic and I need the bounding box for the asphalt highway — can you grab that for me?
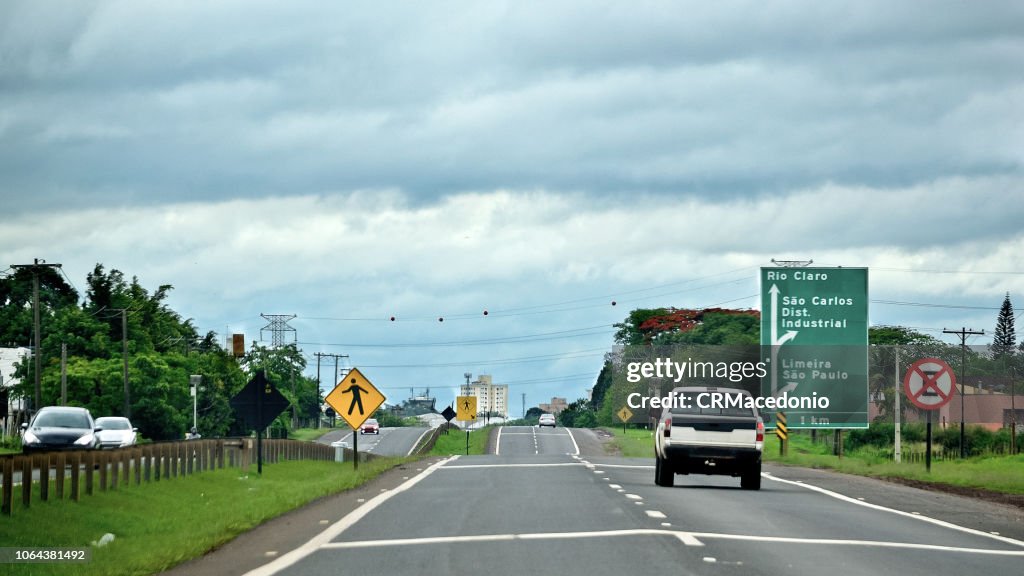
[315,426,432,457]
[176,425,1024,576]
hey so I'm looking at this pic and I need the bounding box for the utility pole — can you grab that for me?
[61,343,67,406]
[122,309,129,417]
[522,393,526,419]
[894,345,901,464]
[314,352,348,429]
[10,259,62,412]
[110,308,131,418]
[943,327,984,458]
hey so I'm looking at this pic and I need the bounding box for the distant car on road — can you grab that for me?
[21,406,102,453]
[360,418,380,435]
[95,416,138,449]
[538,414,556,428]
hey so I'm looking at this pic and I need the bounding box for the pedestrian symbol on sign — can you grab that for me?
[342,380,369,415]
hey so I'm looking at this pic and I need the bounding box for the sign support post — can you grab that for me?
[926,409,932,473]
[257,382,263,475]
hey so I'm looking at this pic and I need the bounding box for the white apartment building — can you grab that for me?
[465,374,509,419]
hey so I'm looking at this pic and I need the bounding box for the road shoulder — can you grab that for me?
[764,462,1024,541]
[158,456,446,576]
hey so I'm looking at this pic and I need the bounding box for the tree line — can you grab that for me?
[572,300,1024,428]
[1,264,320,441]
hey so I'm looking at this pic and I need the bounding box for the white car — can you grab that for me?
[538,414,556,428]
[94,417,138,449]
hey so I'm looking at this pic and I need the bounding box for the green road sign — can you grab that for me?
[760,267,868,429]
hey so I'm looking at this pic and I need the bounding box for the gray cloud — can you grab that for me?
[2,1,1022,405]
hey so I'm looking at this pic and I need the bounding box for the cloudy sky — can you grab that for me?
[2,1,1022,413]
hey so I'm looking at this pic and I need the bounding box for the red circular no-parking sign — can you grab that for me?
[903,357,957,410]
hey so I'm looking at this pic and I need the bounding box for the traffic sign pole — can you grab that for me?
[353,427,358,470]
[257,382,263,475]
[926,409,932,473]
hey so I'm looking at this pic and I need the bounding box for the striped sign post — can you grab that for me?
[775,412,788,456]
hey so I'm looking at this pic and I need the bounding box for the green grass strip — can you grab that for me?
[765,433,1024,495]
[0,457,406,576]
[430,428,490,455]
[602,426,655,458]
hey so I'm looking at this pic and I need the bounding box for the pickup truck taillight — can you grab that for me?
[663,417,671,437]
[756,420,764,442]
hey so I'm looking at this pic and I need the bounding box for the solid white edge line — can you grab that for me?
[762,472,1024,549]
[322,529,705,549]
[242,455,459,576]
[691,531,1024,556]
[406,428,433,457]
[564,427,580,456]
[317,529,1024,557]
[495,425,502,455]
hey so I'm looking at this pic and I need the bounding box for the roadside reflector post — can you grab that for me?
[775,412,788,457]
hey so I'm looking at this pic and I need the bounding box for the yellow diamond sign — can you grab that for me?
[616,406,634,423]
[456,396,477,422]
[325,367,386,430]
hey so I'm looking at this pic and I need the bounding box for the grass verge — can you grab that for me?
[0,457,407,576]
[430,428,490,455]
[287,427,336,442]
[765,433,1024,495]
[602,426,655,458]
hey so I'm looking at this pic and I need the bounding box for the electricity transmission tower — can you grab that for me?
[260,314,297,348]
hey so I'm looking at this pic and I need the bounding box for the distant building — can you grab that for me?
[539,397,568,415]
[465,375,509,418]
[1,347,30,435]
[869,384,1024,432]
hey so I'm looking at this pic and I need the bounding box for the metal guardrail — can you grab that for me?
[0,438,336,516]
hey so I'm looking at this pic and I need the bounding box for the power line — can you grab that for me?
[298,324,614,349]
[358,347,608,369]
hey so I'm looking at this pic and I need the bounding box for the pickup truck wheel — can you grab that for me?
[740,466,761,491]
[655,455,674,487]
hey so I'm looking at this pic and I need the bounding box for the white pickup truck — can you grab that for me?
[654,386,764,490]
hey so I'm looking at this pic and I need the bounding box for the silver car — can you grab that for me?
[94,416,138,449]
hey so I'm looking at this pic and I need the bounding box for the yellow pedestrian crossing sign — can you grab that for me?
[325,367,386,430]
[456,396,477,422]
[617,406,634,423]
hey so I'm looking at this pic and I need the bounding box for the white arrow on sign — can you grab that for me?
[769,283,799,396]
